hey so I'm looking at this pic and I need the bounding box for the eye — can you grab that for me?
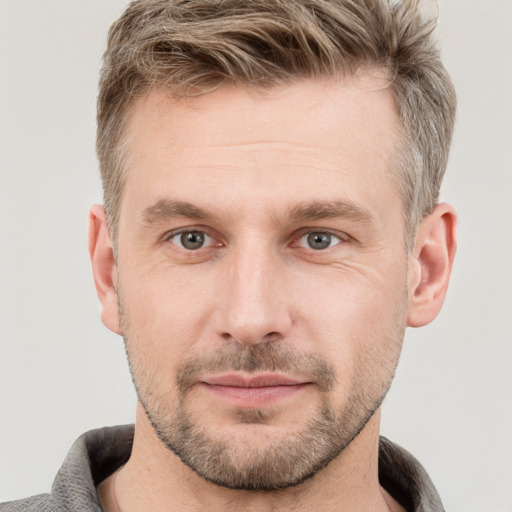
[169,230,213,250]
[297,231,343,250]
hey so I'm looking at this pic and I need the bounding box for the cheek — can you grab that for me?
[296,260,408,328]
[118,266,219,364]
[292,261,408,372]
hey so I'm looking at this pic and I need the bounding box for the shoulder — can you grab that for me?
[0,494,56,512]
[1,425,133,512]
[379,436,445,512]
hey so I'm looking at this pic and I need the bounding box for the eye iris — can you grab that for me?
[181,231,205,250]
[307,232,331,250]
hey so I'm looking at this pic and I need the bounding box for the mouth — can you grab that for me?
[200,373,311,407]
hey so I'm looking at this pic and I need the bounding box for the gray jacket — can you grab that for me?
[1,425,445,511]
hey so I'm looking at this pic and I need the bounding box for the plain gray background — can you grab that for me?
[1,1,511,510]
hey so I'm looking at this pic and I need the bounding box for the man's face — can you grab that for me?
[114,77,412,490]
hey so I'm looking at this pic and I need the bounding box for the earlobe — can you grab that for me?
[407,203,457,328]
[88,205,122,335]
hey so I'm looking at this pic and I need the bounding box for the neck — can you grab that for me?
[98,405,404,512]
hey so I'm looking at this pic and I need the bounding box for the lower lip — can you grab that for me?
[202,383,309,407]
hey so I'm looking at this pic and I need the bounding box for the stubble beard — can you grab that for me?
[123,338,403,491]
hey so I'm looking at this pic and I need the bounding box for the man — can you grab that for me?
[1,0,457,511]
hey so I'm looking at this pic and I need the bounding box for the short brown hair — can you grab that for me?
[97,0,456,244]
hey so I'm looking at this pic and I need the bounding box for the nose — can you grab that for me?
[213,243,293,346]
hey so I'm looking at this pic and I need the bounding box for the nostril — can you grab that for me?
[259,332,284,345]
[218,331,283,346]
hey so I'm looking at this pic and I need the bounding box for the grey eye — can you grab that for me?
[171,230,211,250]
[298,231,342,250]
[307,232,332,250]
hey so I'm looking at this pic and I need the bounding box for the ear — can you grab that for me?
[407,203,457,328]
[88,205,122,335]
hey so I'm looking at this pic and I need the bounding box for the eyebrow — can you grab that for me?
[142,199,210,225]
[141,198,375,227]
[288,200,375,225]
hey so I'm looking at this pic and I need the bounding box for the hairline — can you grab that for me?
[107,75,421,254]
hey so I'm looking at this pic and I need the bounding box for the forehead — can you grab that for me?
[120,75,401,225]
[126,73,397,152]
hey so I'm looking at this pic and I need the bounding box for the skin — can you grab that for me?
[90,75,457,511]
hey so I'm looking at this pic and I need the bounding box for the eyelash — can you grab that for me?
[294,229,347,251]
[163,227,348,253]
[164,228,221,251]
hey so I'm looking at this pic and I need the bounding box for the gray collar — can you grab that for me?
[1,425,445,512]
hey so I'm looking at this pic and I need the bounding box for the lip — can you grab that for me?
[203,373,305,388]
[200,373,310,407]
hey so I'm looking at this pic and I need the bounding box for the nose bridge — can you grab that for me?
[216,237,292,345]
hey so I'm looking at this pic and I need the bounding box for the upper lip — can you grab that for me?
[202,373,307,388]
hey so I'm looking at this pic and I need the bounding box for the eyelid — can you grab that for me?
[160,226,350,251]
[162,226,223,248]
[293,228,349,245]
[173,231,212,250]
[163,225,209,239]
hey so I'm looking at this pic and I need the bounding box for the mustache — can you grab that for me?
[176,343,336,393]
